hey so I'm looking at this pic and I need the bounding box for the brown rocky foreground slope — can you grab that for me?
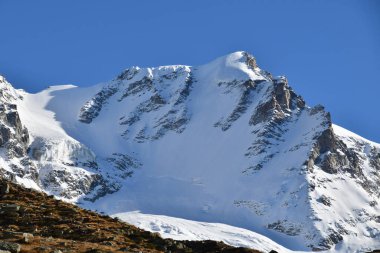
[0,178,263,253]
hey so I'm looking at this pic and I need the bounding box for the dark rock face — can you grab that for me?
[306,126,361,174]
[250,96,282,126]
[0,104,29,158]
[302,103,363,175]
[106,153,141,179]
[0,125,11,146]
[317,230,343,250]
[267,220,302,236]
[243,52,258,69]
[250,76,305,126]
[79,86,119,123]
[273,78,306,110]
[82,176,121,202]
[116,66,140,81]
[119,76,154,101]
[317,195,332,206]
[370,148,380,169]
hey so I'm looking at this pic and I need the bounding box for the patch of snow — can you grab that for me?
[114,211,294,253]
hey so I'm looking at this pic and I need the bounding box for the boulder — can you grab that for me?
[22,233,34,244]
[0,241,21,253]
[0,183,9,195]
[0,204,20,212]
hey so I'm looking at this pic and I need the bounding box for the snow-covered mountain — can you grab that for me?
[0,52,379,252]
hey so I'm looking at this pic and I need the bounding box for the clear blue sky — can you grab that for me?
[0,0,379,142]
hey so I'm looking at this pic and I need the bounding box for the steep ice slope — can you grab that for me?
[14,84,121,201]
[0,52,379,251]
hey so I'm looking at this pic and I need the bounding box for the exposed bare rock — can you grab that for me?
[0,241,20,253]
[79,86,119,123]
[0,104,29,158]
[317,195,332,206]
[119,76,154,100]
[116,66,140,81]
[317,230,343,250]
[306,125,361,174]
[106,153,141,179]
[267,220,302,236]
[243,51,258,69]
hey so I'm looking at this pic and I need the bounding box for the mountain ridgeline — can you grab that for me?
[0,52,379,252]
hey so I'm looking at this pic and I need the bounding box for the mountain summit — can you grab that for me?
[0,52,379,252]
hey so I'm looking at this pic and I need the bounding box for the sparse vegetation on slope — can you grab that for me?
[0,178,261,253]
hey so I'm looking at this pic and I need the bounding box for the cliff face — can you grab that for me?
[0,52,379,251]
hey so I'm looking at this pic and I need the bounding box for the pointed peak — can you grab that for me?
[213,51,257,68]
[210,51,258,68]
[201,51,261,74]
[197,51,265,82]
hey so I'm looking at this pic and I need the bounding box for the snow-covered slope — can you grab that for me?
[113,211,294,253]
[0,52,379,252]
[113,211,379,253]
